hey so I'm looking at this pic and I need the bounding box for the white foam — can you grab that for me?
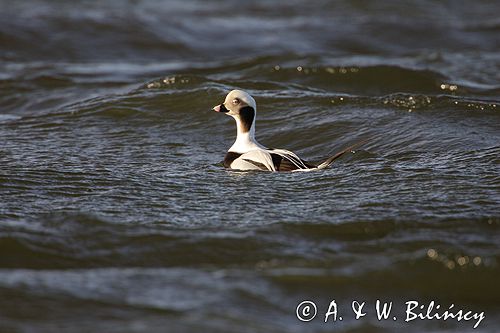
[0,114,21,122]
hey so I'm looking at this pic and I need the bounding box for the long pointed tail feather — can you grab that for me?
[316,138,370,169]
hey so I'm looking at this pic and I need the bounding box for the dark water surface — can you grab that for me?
[1,1,499,332]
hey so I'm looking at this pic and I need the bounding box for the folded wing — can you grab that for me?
[227,149,315,171]
[231,150,277,171]
[269,149,315,171]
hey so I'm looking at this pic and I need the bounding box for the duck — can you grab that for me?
[212,89,363,172]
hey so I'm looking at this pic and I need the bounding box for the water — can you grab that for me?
[1,1,499,332]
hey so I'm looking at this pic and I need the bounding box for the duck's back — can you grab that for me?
[224,148,313,171]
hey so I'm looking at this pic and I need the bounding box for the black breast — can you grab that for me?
[223,152,242,168]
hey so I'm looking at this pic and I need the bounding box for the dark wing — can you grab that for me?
[270,153,315,171]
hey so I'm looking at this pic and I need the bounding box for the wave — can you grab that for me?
[1,212,498,268]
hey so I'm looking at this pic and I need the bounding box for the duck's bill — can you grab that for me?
[212,104,229,113]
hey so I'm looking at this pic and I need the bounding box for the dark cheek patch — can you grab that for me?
[239,106,255,132]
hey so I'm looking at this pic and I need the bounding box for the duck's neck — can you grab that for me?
[229,118,265,153]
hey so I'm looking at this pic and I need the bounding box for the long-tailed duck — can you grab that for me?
[213,89,363,171]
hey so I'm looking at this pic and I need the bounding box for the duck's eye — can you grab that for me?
[232,98,240,105]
